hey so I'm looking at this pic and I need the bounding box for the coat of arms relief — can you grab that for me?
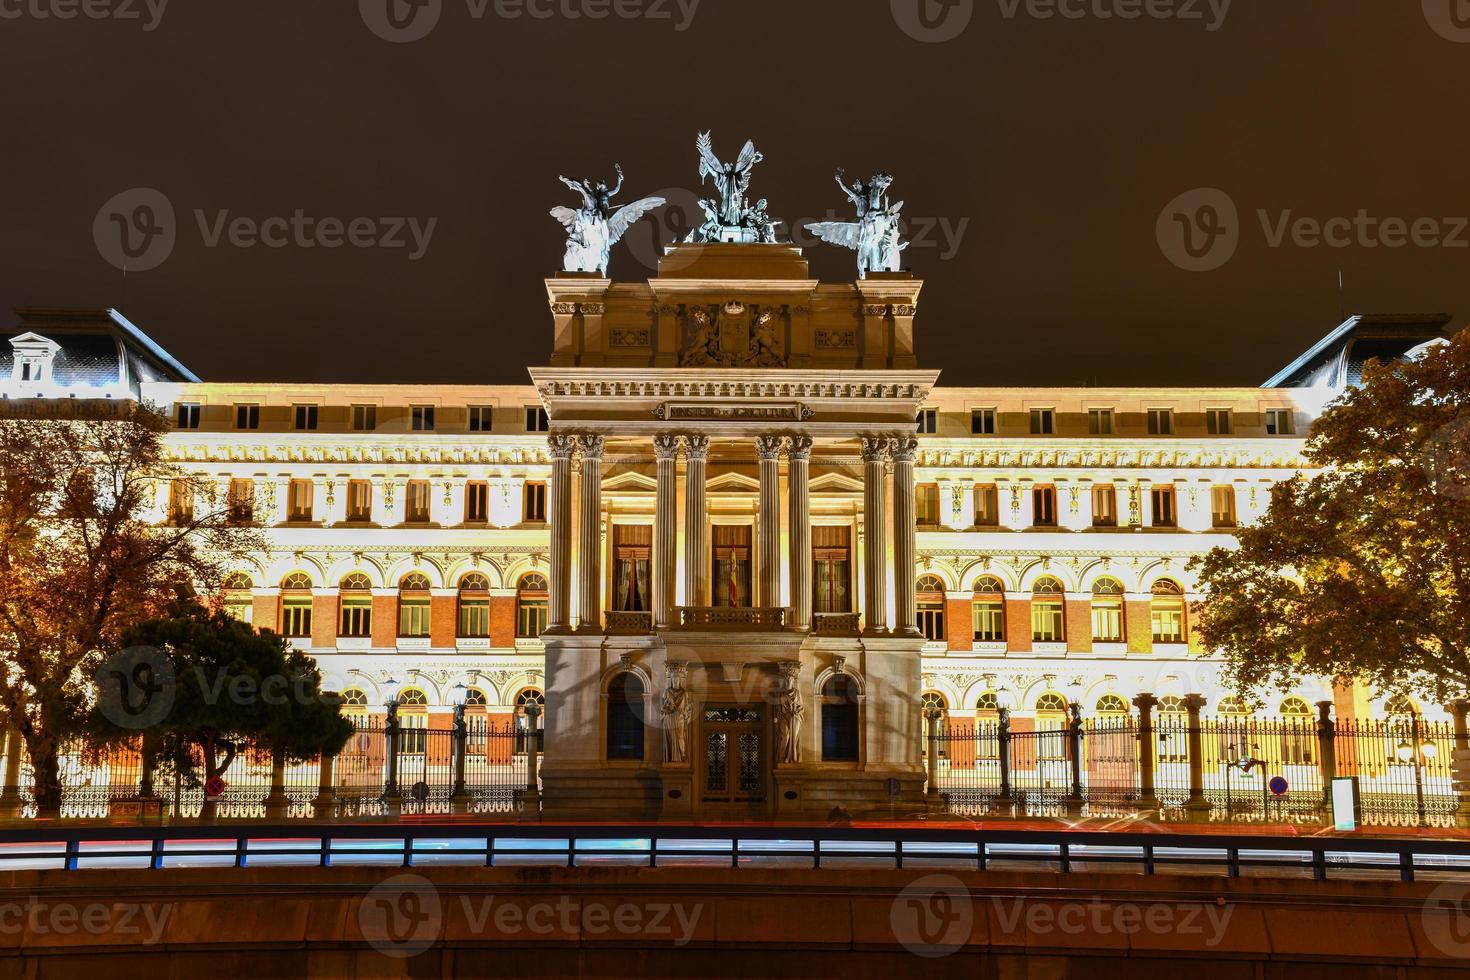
[679,301,787,367]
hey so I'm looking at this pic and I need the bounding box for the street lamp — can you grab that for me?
[382,677,402,806]
[1396,717,1435,827]
[449,682,470,812]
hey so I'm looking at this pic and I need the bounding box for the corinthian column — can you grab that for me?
[756,435,783,609]
[787,436,813,630]
[891,435,920,636]
[683,435,709,608]
[652,434,680,629]
[577,435,605,632]
[861,436,890,634]
[546,435,577,632]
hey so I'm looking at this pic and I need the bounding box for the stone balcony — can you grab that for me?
[604,610,653,636]
[673,606,787,631]
[812,612,861,637]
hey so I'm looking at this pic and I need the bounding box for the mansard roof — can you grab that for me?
[0,308,199,399]
[1263,313,1455,389]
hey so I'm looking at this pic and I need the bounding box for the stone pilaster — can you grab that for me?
[787,436,813,630]
[890,435,919,636]
[683,435,710,608]
[861,436,890,634]
[576,435,605,632]
[653,434,681,629]
[546,435,577,632]
[757,435,784,609]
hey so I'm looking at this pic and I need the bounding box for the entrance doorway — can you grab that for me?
[699,705,768,815]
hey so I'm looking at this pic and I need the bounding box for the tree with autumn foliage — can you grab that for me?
[1193,328,1470,705]
[0,405,261,817]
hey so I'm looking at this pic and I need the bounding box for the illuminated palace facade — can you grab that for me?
[1,256,1455,818]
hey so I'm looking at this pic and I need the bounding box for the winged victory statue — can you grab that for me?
[551,164,666,277]
[684,131,780,244]
[805,168,910,278]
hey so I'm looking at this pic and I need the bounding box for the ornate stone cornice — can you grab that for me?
[535,378,932,402]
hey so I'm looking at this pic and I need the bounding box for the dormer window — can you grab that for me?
[9,333,61,386]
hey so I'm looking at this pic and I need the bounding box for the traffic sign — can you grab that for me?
[1268,776,1289,796]
[204,776,226,798]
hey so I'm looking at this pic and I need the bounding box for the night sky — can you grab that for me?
[3,0,1469,387]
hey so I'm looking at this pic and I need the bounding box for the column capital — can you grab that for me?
[653,434,681,460]
[889,435,919,462]
[786,436,813,461]
[756,435,784,461]
[861,436,890,462]
[578,434,606,460]
[684,434,710,460]
[547,435,578,459]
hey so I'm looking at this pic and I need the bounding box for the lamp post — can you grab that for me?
[1065,680,1085,818]
[382,677,402,815]
[521,700,543,818]
[995,687,1015,817]
[1396,716,1436,828]
[450,683,470,815]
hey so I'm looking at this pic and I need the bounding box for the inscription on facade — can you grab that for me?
[653,402,814,422]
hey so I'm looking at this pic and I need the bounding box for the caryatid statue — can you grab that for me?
[805,168,911,279]
[660,661,693,764]
[550,164,666,277]
[772,661,805,765]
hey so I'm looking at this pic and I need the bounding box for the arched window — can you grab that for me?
[917,575,946,641]
[1096,694,1129,715]
[1035,692,1069,713]
[464,687,488,708]
[396,688,429,754]
[1150,579,1186,644]
[1035,692,1069,760]
[1218,696,1250,715]
[517,573,549,638]
[975,691,1000,713]
[1031,577,1065,643]
[223,572,254,625]
[606,674,644,760]
[458,573,491,638]
[1278,697,1314,765]
[279,573,313,638]
[515,688,545,753]
[974,690,1001,759]
[340,689,369,724]
[1385,694,1419,719]
[972,576,1005,642]
[339,573,373,638]
[1090,577,1125,642]
[1280,697,1311,716]
[1158,695,1186,714]
[1157,695,1187,763]
[822,675,861,762]
[398,573,432,638]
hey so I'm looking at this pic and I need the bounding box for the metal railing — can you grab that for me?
[2,823,1468,884]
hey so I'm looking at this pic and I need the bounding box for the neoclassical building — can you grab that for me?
[0,268,1455,818]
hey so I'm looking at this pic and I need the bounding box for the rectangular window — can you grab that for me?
[287,479,314,522]
[918,602,945,642]
[1211,485,1237,527]
[1032,485,1057,527]
[1152,605,1185,644]
[971,408,996,435]
[613,525,652,612]
[973,602,1005,642]
[915,408,937,434]
[464,481,489,523]
[1092,484,1116,527]
[1031,602,1064,643]
[1091,601,1123,642]
[280,597,312,638]
[405,480,432,523]
[1151,485,1176,527]
[346,480,373,522]
[1029,408,1055,435]
[523,482,547,523]
[459,597,490,638]
[399,597,431,638]
[235,404,260,430]
[974,484,999,527]
[351,405,377,431]
[812,525,851,614]
[915,484,941,526]
[1205,408,1232,435]
[167,480,193,524]
[339,597,372,638]
[467,406,493,432]
[1265,409,1295,435]
[525,407,549,432]
[176,403,201,430]
[411,405,435,432]
[1147,408,1174,435]
[712,525,752,608]
[1088,408,1113,435]
[227,478,255,523]
[517,594,548,638]
[293,404,319,431]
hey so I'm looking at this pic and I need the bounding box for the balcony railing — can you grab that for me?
[604,610,653,635]
[674,606,786,631]
[812,612,861,636]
